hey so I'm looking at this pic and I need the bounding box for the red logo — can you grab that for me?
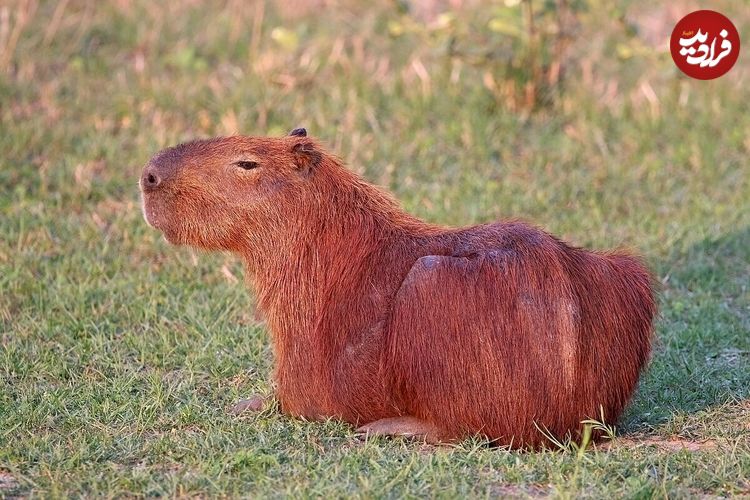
[670,10,740,80]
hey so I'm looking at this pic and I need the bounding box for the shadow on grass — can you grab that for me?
[621,226,750,433]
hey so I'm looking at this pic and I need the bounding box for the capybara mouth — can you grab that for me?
[141,199,180,244]
[140,194,176,238]
[140,196,160,229]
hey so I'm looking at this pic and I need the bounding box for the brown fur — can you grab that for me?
[139,131,656,449]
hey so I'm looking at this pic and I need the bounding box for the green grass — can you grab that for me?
[1,0,749,497]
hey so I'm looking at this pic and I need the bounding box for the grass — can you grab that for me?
[1,0,749,497]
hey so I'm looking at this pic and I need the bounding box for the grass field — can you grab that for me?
[1,0,749,497]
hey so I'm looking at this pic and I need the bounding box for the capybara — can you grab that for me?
[139,128,656,448]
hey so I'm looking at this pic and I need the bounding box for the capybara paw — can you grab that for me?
[228,394,266,415]
[356,416,444,443]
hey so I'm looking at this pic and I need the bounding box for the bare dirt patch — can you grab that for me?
[602,437,719,452]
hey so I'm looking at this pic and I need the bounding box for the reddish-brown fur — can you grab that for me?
[139,131,656,448]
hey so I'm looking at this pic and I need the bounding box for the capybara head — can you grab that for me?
[140,128,322,250]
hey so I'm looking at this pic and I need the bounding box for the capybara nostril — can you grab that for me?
[141,167,161,190]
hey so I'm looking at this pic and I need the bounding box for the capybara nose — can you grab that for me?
[141,166,162,191]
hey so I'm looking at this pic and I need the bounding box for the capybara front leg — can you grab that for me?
[228,394,266,415]
[356,417,446,443]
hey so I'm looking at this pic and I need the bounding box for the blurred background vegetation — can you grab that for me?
[2,0,747,242]
[1,0,749,496]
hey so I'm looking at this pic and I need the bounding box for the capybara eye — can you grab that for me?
[234,160,259,170]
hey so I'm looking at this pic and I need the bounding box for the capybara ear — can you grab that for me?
[289,127,307,137]
[292,141,322,173]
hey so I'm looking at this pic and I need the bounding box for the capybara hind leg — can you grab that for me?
[356,417,446,443]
